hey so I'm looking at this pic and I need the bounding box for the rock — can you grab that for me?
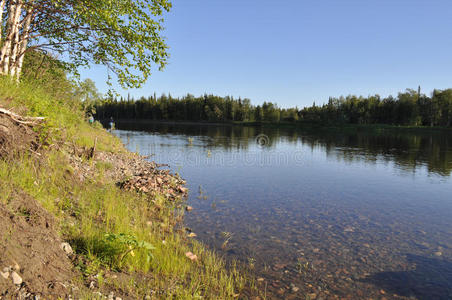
[11,271,22,285]
[307,293,317,299]
[185,206,193,212]
[60,242,73,255]
[185,251,198,262]
[12,261,20,271]
[187,232,197,238]
[108,292,114,300]
[273,263,286,270]
[0,269,9,279]
[291,286,299,292]
[344,226,354,232]
[89,281,96,289]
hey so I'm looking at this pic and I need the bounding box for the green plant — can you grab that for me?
[104,233,155,267]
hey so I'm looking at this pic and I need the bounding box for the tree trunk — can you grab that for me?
[14,5,33,81]
[0,1,23,76]
[0,2,16,74]
[9,0,24,78]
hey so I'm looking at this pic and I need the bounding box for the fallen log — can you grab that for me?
[0,107,45,125]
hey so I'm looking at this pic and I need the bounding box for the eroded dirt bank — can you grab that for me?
[0,109,188,299]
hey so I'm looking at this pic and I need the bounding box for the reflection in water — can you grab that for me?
[115,123,452,299]
[118,122,452,177]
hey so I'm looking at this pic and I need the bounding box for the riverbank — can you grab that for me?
[0,79,257,299]
[104,118,452,134]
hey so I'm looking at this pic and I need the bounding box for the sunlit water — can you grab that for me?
[114,124,452,299]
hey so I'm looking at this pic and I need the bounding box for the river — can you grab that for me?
[114,124,452,299]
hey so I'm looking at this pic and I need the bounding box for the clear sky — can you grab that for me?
[79,0,452,108]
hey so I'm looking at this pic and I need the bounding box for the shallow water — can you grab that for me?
[115,124,452,299]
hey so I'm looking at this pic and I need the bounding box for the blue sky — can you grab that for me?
[79,0,452,108]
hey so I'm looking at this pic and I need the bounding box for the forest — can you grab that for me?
[95,88,452,127]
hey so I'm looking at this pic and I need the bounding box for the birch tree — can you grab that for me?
[0,0,171,87]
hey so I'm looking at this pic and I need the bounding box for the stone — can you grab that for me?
[188,232,197,238]
[60,242,74,255]
[185,206,193,212]
[12,261,20,271]
[11,271,22,285]
[185,252,198,262]
[344,226,354,232]
[0,269,9,279]
[291,286,299,292]
[307,293,317,299]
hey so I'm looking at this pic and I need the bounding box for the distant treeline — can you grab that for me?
[95,88,452,127]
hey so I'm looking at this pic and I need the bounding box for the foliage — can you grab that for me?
[104,233,155,268]
[0,0,172,87]
[96,93,285,123]
[96,88,452,127]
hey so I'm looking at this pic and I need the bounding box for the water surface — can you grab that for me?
[115,124,452,299]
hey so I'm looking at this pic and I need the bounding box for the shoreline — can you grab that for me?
[102,118,452,133]
[0,78,257,299]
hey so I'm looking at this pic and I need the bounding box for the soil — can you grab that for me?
[0,112,39,158]
[0,191,77,299]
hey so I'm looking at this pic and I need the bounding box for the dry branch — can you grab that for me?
[0,107,45,125]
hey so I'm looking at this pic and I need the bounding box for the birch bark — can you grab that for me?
[0,1,23,75]
[9,0,24,78]
[15,6,33,81]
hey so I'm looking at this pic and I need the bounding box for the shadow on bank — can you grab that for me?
[362,254,452,300]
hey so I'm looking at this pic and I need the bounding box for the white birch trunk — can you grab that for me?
[15,6,33,81]
[9,0,24,78]
[0,2,16,74]
[0,1,23,76]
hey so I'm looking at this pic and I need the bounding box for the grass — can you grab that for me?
[0,78,257,299]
